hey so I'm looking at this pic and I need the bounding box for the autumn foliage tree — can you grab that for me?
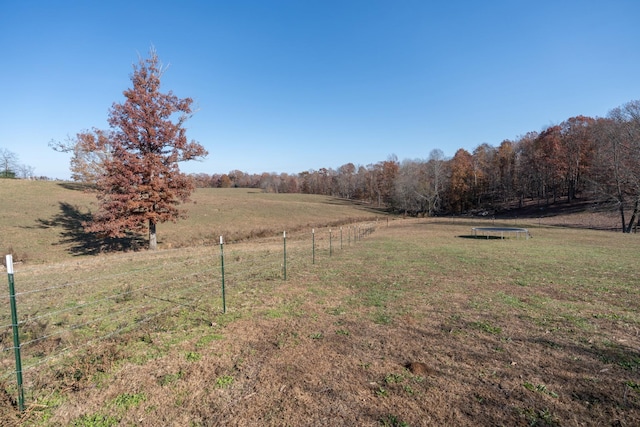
[559,116,596,202]
[447,149,474,213]
[84,49,207,250]
[494,140,517,204]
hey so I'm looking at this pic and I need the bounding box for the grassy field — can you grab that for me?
[1,180,640,426]
[0,181,385,263]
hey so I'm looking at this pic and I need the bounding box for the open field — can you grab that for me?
[2,180,640,426]
[1,181,385,264]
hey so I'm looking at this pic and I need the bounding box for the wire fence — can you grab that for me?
[1,221,379,411]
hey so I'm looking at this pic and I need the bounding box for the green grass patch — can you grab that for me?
[215,375,234,388]
[523,382,558,398]
[470,321,502,335]
[111,392,146,410]
[72,413,120,427]
[195,333,224,348]
[159,370,185,386]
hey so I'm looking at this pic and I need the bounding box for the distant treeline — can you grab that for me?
[192,99,640,232]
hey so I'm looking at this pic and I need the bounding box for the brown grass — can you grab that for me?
[0,181,385,264]
[1,181,640,426]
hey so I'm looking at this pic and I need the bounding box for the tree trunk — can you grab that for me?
[619,202,627,233]
[149,220,157,250]
[625,198,639,233]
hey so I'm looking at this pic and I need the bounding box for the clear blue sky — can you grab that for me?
[2,0,639,180]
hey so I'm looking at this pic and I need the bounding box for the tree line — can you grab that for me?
[191,100,640,233]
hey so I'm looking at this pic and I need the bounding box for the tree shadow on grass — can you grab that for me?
[36,202,145,255]
[458,234,505,240]
[323,197,391,215]
[56,182,95,192]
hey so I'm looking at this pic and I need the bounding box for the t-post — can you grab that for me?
[219,236,226,314]
[329,229,332,257]
[6,255,24,412]
[312,229,315,264]
[283,231,287,280]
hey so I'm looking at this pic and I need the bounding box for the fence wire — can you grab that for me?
[1,223,378,395]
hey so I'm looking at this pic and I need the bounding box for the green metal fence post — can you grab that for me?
[312,229,315,264]
[329,229,332,257]
[219,236,226,314]
[283,231,287,280]
[6,254,24,412]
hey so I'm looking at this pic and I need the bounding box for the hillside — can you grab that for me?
[0,180,386,264]
[488,198,622,232]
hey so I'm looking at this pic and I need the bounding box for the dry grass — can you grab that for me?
[0,181,385,264]
[165,187,386,247]
[1,181,640,426]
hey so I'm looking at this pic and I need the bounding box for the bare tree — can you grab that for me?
[471,143,495,207]
[392,159,424,215]
[425,149,447,215]
[592,101,640,232]
[336,163,356,199]
[513,131,539,206]
[0,148,19,178]
[50,130,113,184]
[16,164,35,179]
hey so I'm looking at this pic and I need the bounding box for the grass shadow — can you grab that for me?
[36,202,145,255]
[56,182,95,192]
[324,197,391,214]
[458,234,505,240]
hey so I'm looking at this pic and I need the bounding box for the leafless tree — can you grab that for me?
[592,101,640,232]
[0,148,19,178]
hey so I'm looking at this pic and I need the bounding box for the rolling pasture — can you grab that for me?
[1,181,640,426]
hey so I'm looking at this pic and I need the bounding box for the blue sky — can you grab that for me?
[1,1,639,179]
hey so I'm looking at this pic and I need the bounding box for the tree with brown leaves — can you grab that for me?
[84,49,207,250]
[447,148,474,213]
